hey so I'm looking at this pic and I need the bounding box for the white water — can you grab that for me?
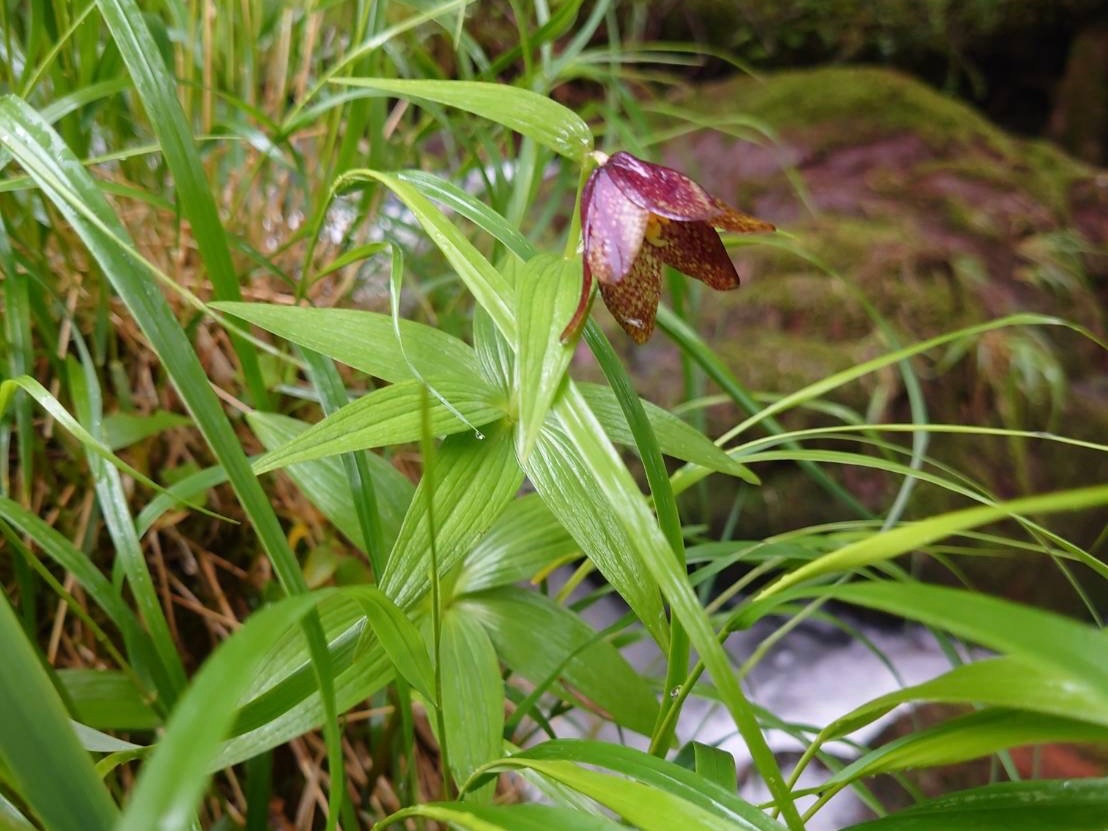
[556,589,974,829]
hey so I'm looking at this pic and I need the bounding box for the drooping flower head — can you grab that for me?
[566,151,774,343]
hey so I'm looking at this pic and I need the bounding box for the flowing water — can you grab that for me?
[558,586,976,829]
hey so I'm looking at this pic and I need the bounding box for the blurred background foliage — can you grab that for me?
[642,0,1108,161]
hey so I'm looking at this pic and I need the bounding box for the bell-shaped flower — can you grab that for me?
[570,151,774,343]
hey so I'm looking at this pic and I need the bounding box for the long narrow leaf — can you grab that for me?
[94,0,269,406]
[252,378,506,474]
[332,78,592,159]
[213,302,484,386]
[844,778,1108,831]
[440,609,504,802]
[116,594,322,831]
[760,484,1108,597]
[0,92,344,822]
[337,169,517,339]
[0,596,118,831]
[460,587,658,735]
[248,412,413,554]
[378,802,626,831]
[514,254,580,461]
[825,708,1108,786]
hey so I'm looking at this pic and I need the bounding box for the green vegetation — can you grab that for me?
[1,3,1105,831]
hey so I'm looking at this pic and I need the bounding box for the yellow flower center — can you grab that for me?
[644,214,668,247]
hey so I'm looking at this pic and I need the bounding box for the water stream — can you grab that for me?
[559,586,975,829]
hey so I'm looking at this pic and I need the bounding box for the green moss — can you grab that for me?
[684,67,1017,155]
[731,216,984,340]
[715,329,868,403]
[908,151,1087,220]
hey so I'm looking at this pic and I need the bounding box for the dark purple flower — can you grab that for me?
[565,151,774,343]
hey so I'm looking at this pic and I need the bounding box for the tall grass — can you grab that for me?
[1,2,1105,830]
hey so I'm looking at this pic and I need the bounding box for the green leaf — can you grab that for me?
[460,587,657,735]
[0,797,37,831]
[524,385,668,646]
[116,593,323,831]
[102,409,190,450]
[94,0,269,406]
[354,588,435,701]
[0,376,211,520]
[514,255,580,462]
[0,496,139,636]
[212,302,484,386]
[820,583,1108,707]
[135,464,228,537]
[759,484,1108,598]
[0,86,313,607]
[474,304,515,393]
[454,493,577,594]
[72,722,144,754]
[68,359,186,704]
[844,778,1108,831]
[578,383,758,484]
[216,594,394,768]
[381,422,523,611]
[58,670,161,732]
[0,595,118,831]
[252,378,506,474]
[379,802,627,831]
[248,412,414,552]
[337,169,517,340]
[823,655,1108,741]
[332,78,592,159]
[826,708,1108,785]
[440,609,504,802]
[524,385,799,824]
[496,741,786,831]
[395,169,537,260]
[691,743,737,793]
[476,741,786,831]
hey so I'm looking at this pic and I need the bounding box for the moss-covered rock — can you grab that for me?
[632,67,1107,608]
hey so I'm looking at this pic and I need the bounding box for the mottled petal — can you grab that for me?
[651,218,743,290]
[583,167,650,285]
[710,199,776,234]
[604,151,720,221]
[598,244,662,343]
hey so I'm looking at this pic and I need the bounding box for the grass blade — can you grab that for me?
[0,595,118,831]
[94,0,269,407]
[759,484,1108,597]
[844,778,1108,831]
[0,90,346,829]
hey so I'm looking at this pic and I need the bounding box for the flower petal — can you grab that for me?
[583,167,650,285]
[710,199,776,234]
[654,218,742,291]
[598,244,662,343]
[603,151,720,222]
